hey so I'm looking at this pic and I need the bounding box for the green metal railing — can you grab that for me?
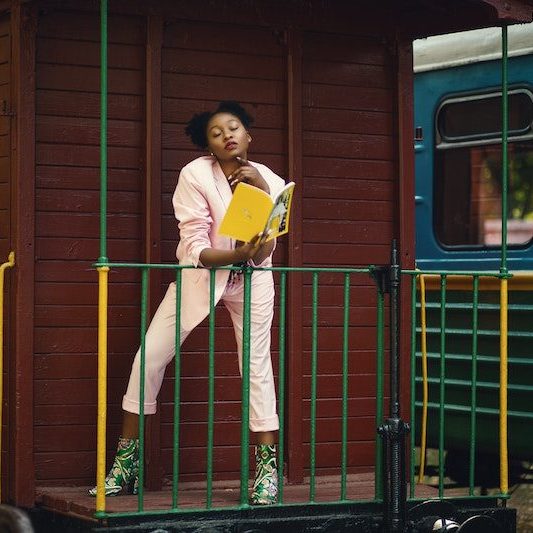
[408,270,515,502]
[94,262,386,517]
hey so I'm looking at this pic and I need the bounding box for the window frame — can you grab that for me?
[435,87,533,150]
[432,86,533,250]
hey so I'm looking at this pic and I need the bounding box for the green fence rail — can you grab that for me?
[407,270,519,503]
[95,262,386,518]
[94,261,519,519]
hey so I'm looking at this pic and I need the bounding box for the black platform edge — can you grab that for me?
[27,499,516,533]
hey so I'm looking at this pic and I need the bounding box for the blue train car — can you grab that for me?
[415,23,533,271]
[413,23,533,478]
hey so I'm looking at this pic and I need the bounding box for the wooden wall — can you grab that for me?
[26,1,402,489]
[300,31,394,474]
[34,9,146,485]
[0,10,11,498]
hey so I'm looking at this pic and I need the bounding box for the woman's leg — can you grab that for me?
[91,283,191,496]
[223,270,279,504]
[122,282,190,417]
[223,270,279,434]
[121,411,140,439]
[256,431,275,445]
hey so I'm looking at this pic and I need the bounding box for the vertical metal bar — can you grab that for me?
[341,273,350,501]
[390,247,401,421]
[309,271,319,502]
[96,0,108,514]
[387,240,406,532]
[469,276,479,495]
[240,268,252,507]
[438,274,447,498]
[172,269,182,509]
[138,267,148,511]
[417,274,429,483]
[207,269,216,508]
[99,0,107,263]
[409,274,417,499]
[95,265,109,514]
[499,277,509,494]
[500,26,509,272]
[375,283,385,500]
[499,25,509,496]
[277,271,287,503]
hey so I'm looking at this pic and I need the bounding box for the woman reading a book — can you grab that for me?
[90,101,284,505]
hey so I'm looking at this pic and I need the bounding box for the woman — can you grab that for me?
[90,101,284,505]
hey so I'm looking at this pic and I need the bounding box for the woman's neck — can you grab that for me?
[217,158,241,178]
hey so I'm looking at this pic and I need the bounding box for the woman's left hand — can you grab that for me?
[229,157,270,193]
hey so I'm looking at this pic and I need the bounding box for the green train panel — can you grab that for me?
[415,284,533,460]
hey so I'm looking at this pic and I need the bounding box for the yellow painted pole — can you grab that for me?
[499,277,508,494]
[96,266,109,513]
[0,252,15,502]
[417,274,429,482]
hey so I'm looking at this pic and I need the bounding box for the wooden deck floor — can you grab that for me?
[36,473,439,521]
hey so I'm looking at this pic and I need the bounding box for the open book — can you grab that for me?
[218,181,295,243]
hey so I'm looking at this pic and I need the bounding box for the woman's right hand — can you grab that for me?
[234,232,270,262]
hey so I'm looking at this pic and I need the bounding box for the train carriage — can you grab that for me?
[1,0,532,531]
[413,22,533,482]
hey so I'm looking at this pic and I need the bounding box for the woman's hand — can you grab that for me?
[229,157,270,193]
[234,231,272,263]
[199,231,273,267]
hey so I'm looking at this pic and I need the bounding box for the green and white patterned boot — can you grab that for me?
[250,444,278,505]
[89,437,139,497]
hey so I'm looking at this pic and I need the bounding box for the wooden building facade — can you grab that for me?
[1,0,532,510]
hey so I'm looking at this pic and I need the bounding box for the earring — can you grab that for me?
[210,152,214,156]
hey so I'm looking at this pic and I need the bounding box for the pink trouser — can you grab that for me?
[122,269,279,432]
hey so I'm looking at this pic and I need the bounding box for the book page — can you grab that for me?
[263,182,295,241]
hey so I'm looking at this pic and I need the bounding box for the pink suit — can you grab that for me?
[122,156,285,432]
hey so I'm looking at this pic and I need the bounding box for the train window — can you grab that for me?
[437,90,533,142]
[434,142,533,247]
[434,89,533,248]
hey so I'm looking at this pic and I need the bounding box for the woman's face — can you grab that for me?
[206,112,251,163]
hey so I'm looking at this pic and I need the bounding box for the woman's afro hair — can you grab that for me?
[184,101,254,149]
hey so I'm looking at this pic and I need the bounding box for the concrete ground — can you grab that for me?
[509,482,533,532]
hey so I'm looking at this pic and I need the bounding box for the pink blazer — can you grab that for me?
[172,155,285,331]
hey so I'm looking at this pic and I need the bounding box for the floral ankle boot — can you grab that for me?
[250,444,278,505]
[89,437,139,497]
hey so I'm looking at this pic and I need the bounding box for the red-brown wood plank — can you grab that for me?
[163,21,284,56]
[38,11,145,44]
[37,38,145,69]
[36,165,142,191]
[10,1,37,506]
[37,90,143,120]
[36,115,143,147]
[162,48,285,80]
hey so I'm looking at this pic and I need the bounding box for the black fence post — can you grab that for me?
[377,239,410,532]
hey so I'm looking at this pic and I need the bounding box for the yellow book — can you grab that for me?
[218,181,295,243]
